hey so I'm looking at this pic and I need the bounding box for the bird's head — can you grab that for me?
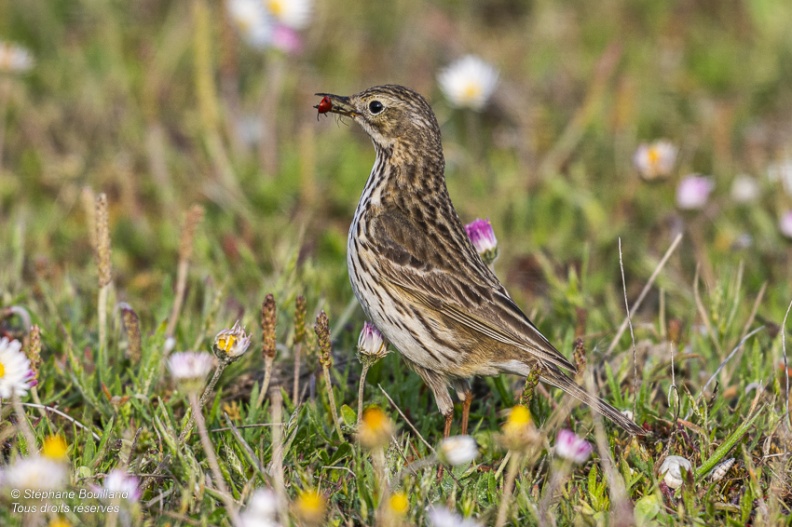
[315,85,442,156]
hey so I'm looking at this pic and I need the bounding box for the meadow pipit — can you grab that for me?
[316,85,644,436]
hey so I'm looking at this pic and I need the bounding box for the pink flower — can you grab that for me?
[272,25,302,54]
[676,175,714,210]
[555,429,592,464]
[780,211,792,239]
[465,218,498,265]
[357,322,387,359]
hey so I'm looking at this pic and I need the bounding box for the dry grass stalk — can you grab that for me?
[166,203,204,338]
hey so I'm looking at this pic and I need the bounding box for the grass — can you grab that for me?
[1,0,792,525]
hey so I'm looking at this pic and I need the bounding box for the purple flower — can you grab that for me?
[676,175,714,210]
[272,25,303,54]
[465,218,498,265]
[780,211,792,239]
[555,429,592,464]
[357,322,388,359]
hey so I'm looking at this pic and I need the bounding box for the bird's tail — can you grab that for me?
[541,368,646,435]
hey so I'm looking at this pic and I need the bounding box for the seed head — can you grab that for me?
[314,311,332,368]
[261,294,277,359]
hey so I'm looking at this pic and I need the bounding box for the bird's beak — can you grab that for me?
[314,93,358,118]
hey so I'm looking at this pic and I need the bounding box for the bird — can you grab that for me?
[315,84,645,436]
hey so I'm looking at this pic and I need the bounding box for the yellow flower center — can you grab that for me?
[502,405,531,434]
[461,82,482,104]
[362,407,388,431]
[216,334,236,353]
[295,489,326,523]
[42,435,69,461]
[0,361,5,378]
[647,146,661,168]
[388,492,409,515]
[268,0,284,17]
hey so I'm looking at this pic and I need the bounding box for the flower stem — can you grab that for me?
[322,364,344,440]
[188,392,240,524]
[255,355,274,409]
[495,452,521,527]
[357,362,371,427]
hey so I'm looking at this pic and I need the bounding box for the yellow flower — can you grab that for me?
[213,321,251,362]
[387,491,409,516]
[49,519,71,527]
[499,405,538,452]
[357,406,394,450]
[42,435,68,461]
[294,489,326,525]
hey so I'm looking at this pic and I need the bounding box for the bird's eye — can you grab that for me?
[368,100,384,114]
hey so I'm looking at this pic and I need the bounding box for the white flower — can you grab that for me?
[438,435,479,467]
[227,0,275,50]
[427,505,482,527]
[437,55,499,111]
[658,455,692,489]
[102,469,141,502]
[266,0,313,30]
[676,175,714,210]
[168,351,216,392]
[779,211,792,239]
[0,337,33,398]
[240,488,280,527]
[633,140,677,181]
[730,174,760,203]
[767,160,792,196]
[0,41,34,73]
[214,321,252,361]
[555,429,593,464]
[357,322,388,359]
[1,456,68,491]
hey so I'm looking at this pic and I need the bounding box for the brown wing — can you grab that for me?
[367,209,576,373]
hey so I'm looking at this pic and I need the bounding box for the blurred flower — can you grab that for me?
[49,519,71,527]
[240,488,280,527]
[167,351,216,393]
[633,140,677,181]
[357,406,394,449]
[99,470,141,502]
[357,322,389,361]
[766,159,792,196]
[427,505,482,527]
[499,405,539,452]
[554,429,592,464]
[730,174,760,203]
[0,41,33,73]
[227,0,275,50]
[42,435,68,461]
[438,55,499,111]
[438,435,479,467]
[465,218,498,265]
[387,491,409,516]
[779,211,792,239]
[266,0,313,30]
[294,489,326,526]
[272,25,302,54]
[658,455,692,489]
[676,175,714,210]
[213,321,252,362]
[1,456,68,492]
[0,337,33,398]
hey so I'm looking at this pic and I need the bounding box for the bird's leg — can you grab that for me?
[461,388,473,435]
[443,411,453,438]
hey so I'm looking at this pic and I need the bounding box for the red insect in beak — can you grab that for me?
[315,95,332,115]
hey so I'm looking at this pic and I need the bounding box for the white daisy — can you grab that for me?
[767,159,792,196]
[357,322,388,359]
[0,337,33,398]
[167,351,216,393]
[730,174,760,203]
[227,0,274,50]
[554,429,592,464]
[0,41,34,73]
[240,488,280,527]
[437,55,499,111]
[427,505,482,527]
[213,321,252,361]
[633,140,677,181]
[103,469,141,502]
[779,211,792,239]
[676,174,714,210]
[1,456,68,492]
[438,435,479,467]
[266,0,313,30]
